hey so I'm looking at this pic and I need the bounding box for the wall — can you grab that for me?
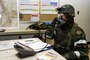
[60,0,90,42]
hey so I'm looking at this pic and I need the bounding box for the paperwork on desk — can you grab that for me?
[17,38,51,52]
[27,41,51,52]
[37,52,56,60]
[0,41,14,51]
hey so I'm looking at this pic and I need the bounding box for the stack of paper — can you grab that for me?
[17,38,40,45]
[27,41,51,52]
[17,39,51,52]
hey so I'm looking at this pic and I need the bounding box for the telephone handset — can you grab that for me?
[14,43,36,59]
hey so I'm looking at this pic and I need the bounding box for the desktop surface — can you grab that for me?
[0,38,66,60]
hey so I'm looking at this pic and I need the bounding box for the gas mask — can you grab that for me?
[57,13,74,30]
[57,14,67,25]
[56,4,75,30]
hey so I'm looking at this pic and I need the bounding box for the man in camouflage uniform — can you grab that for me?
[46,4,89,60]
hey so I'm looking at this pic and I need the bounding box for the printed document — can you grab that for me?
[27,41,51,52]
[17,38,51,52]
[0,41,14,51]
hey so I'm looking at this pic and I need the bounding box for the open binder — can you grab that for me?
[17,38,51,52]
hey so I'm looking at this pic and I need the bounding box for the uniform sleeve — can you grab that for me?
[63,27,89,60]
[45,17,58,39]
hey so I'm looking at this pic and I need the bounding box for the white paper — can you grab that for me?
[30,14,39,22]
[17,38,39,46]
[27,41,51,52]
[0,41,14,51]
[41,0,59,14]
[19,0,39,14]
[37,52,56,60]
[17,38,51,52]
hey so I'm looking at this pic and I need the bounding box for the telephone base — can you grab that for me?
[16,53,34,59]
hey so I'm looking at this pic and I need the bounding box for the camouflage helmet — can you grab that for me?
[56,4,75,17]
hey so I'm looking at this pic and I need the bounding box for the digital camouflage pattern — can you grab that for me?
[46,17,89,60]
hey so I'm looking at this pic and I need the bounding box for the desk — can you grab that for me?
[0,38,66,60]
[0,29,46,41]
[0,29,46,36]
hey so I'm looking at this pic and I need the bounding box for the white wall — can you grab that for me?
[60,0,90,41]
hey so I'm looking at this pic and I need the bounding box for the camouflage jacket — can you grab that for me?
[46,18,89,60]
